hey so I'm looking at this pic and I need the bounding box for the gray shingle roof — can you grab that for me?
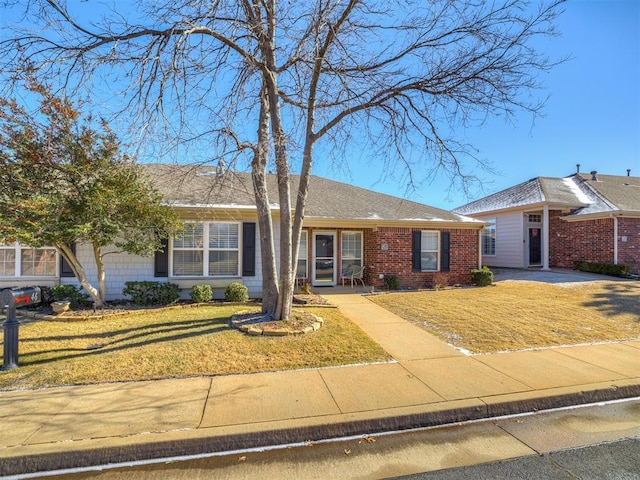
[576,173,640,213]
[454,173,640,217]
[142,163,478,224]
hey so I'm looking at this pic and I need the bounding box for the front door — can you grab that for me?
[529,228,542,265]
[313,231,336,286]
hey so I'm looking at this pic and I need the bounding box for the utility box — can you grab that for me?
[1,286,41,371]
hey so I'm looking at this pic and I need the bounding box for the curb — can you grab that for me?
[2,382,639,477]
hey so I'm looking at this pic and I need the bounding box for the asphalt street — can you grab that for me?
[27,398,640,480]
[397,437,639,479]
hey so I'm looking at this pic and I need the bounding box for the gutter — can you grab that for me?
[560,210,640,222]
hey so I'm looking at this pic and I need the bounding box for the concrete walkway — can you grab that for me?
[1,284,639,477]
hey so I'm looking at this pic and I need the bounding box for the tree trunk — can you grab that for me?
[92,243,107,307]
[57,242,103,307]
[252,87,279,316]
[259,3,295,321]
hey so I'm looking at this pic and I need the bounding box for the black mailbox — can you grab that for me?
[1,286,41,371]
[0,287,41,309]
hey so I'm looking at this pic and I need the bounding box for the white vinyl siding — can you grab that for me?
[478,213,524,268]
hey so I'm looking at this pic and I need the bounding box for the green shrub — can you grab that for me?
[123,281,180,305]
[191,284,213,303]
[383,275,401,290]
[471,266,493,286]
[51,284,90,308]
[225,282,249,302]
[573,261,630,277]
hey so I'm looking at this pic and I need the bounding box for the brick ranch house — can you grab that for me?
[0,164,485,299]
[454,171,640,275]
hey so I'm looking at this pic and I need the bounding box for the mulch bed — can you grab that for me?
[230,309,324,336]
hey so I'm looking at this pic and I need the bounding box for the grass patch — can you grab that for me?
[0,305,390,391]
[369,280,640,354]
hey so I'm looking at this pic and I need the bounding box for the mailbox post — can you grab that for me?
[1,287,41,371]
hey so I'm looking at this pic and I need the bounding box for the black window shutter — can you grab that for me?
[242,222,256,276]
[412,230,422,272]
[441,231,450,272]
[154,238,169,277]
[60,243,76,278]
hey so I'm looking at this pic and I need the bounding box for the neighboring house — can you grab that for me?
[1,164,484,299]
[454,170,640,274]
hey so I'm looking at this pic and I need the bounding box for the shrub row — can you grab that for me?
[573,261,630,277]
[123,281,249,305]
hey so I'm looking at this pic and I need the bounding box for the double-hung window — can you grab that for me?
[341,231,363,275]
[296,231,308,280]
[172,222,240,277]
[0,243,57,277]
[420,231,439,271]
[0,244,16,276]
[482,220,496,256]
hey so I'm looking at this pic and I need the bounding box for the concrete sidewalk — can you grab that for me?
[1,293,639,477]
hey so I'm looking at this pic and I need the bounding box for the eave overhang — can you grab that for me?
[560,210,640,222]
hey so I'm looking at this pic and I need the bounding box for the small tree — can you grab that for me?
[0,80,181,307]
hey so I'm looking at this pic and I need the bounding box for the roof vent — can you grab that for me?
[627,169,631,177]
[576,163,580,173]
[590,170,598,181]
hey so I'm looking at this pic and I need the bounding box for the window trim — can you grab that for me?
[170,221,241,277]
[340,231,363,276]
[482,220,496,257]
[420,230,440,272]
[0,242,58,278]
[296,230,308,280]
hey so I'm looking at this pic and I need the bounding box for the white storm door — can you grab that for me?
[312,231,336,286]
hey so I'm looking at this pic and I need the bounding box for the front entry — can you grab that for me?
[313,231,336,286]
[529,227,542,265]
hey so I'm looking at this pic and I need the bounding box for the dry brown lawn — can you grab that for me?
[369,280,640,354]
[0,305,390,391]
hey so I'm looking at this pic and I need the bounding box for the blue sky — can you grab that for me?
[315,0,640,209]
[2,1,638,211]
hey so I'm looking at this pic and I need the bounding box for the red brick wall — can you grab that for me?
[365,227,479,289]
[618,217,640,274]
[549,214,615,268]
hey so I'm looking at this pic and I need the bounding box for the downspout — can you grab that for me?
[613,214,618,265]
[543,205,550,270]
[478,227,483,269]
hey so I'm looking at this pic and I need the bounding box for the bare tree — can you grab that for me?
[0,0,564,320]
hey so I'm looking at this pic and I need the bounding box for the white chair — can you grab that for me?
[342,264,365,288]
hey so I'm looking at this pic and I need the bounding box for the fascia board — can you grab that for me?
[560,210,640,222]
[301,217,486,229]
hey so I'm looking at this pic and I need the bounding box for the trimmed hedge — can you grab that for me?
[123,281,180,305]
[573,261,630,277]
[471,266,493,286]
[225,282,249,302]
[190,284,213,303]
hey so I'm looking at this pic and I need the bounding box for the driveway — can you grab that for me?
[491,267,632,284]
